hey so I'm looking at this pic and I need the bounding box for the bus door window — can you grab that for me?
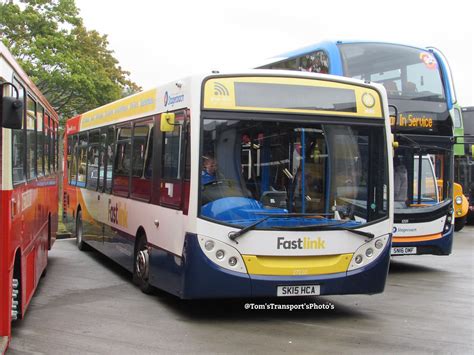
[36,105,44,176]
[12,78,25,184]
[77,133,88,187]
[160,111,186,209]
[113,125,132,197]
[131,122,152,201]
[26,95,37,180]
[86,130,100,190]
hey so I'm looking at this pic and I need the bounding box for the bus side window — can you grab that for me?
[44,113,50,175]
[131,122,152,201]
[105,126,115,193]
[55,121,59,171]
[77,133,88,187]
[113,125,132,197]
[26,95,37,180]
[12,78,26,184]
[69,135,78,185]
[160,111,185,208]
[86,130,100,190]
[36,105,44,176]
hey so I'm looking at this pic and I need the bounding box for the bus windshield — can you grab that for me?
[339,43,446,103]
[199,118,388,230]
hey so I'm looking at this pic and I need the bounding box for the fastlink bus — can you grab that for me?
[259,41,456,256]
[0,43,59,353]
[63,71,393,299]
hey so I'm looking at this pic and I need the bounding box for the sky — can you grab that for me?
[75,0,474,106]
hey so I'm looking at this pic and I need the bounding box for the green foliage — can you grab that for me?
[0,0,141,123]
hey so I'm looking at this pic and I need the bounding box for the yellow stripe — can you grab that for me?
[242,254,353,276]
[80,89,158,130]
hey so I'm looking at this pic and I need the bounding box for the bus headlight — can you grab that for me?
[348,234,390,271]
[198,235,247,273]
[455,196,462,205]
[216,250,225,260]
[205,240,215,251]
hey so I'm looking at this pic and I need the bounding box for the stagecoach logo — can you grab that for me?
[108,199,128,228]
[393,226,417,233]
[277,237,326,250]
[164,91,185,107]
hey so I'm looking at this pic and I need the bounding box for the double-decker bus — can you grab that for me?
[63,70,393,299]
[0,43,60,352]
[259,41,456,256]
[459,106,474,223]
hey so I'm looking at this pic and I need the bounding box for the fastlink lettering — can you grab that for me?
[277,237,326,250]
[108,199,128,228]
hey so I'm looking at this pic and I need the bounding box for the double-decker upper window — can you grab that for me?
[338,43,446,103]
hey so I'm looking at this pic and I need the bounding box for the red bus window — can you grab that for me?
[36,106,44,176]
[12,79,26,184]
[26,95,37,179]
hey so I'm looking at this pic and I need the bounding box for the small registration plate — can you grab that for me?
[391,246,417,255]
[277,285,320,297]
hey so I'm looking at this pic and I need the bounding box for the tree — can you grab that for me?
[0,0,140,122]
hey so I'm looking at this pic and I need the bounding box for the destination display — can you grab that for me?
[203,76,383,118]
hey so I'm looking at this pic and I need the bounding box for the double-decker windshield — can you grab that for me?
[199,117,388,230]
[339,43,446,103]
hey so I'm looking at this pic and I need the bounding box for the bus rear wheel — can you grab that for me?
[133,236,154,294]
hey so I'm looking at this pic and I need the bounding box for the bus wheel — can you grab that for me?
[76,210,89,251]
[133,236,154,294]
[454,216,467,232]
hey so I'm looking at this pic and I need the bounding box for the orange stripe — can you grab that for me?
[393,233,442,243]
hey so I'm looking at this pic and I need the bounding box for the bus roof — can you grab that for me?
[66,69,388,133]
[271,40,431,60]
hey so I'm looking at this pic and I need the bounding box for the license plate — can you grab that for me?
[391,246,417,255]
[277,285,320,297]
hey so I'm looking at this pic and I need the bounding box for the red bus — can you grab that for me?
[0,43,59,353]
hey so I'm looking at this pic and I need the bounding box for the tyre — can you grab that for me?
[76,210,90,251]
[454,215,467,232]
[133,236,154,294]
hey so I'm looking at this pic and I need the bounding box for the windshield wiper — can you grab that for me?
[228,216,271,242]
[272,221,374,239]
[228,213,334,242]
[312,224,375,239]
[227,213,362,242]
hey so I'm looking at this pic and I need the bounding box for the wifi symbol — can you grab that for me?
[214,82,230,96]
